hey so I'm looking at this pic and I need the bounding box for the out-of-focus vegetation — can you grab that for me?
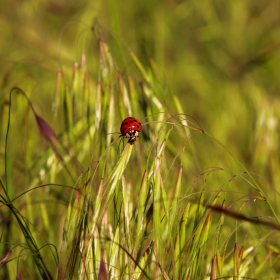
[2,0,280,176]
[1,0,280,279]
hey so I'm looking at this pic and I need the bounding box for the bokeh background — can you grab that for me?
[1,0,280,278]
[1,0,279,183]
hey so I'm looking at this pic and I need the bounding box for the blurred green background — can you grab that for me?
[1,0,280,278]
[1,0,279,184]
[1,0,280,206]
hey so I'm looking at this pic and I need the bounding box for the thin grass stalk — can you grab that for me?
[54,70,64,117]
[167,166,183,279]
[205,132,280,226]
[108,227,119,278]
[81,144,134,277]
[214,200,225,253]
[153,140,167,269]
[191,211,212,279]
[188,193,208,278]
[64,85,73,133]
[118,72,132,116]
[153,156,163,264]
[7,203,53,279]
[106,93,115,147]
[127,74,139,118]
[90,226,101,280]
[136,170,148,242]
[3,89,53,279]
[129,51,151,83]
[179,202,190,279]
[170,166,183,231]
[93,143,133,224]
[233,243,239,278]
[193,191,205,230]
[121,175,133,279]
[59,166,92,279]
[159,174,169,234]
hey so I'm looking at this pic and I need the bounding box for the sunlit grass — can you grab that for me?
[1,1,280,279]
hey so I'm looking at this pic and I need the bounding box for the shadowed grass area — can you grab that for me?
[1,1,280,279]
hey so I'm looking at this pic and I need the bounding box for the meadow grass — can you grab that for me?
[1,1,280,280]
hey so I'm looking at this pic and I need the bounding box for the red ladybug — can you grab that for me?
[120,117,142,143]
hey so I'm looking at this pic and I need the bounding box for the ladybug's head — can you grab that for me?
[126,130,139,143]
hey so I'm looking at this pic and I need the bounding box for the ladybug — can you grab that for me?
[120,117,142,144]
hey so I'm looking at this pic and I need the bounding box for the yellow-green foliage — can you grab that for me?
[1,1,280,280]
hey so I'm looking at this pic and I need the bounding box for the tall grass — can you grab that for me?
[1,1,280,279]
